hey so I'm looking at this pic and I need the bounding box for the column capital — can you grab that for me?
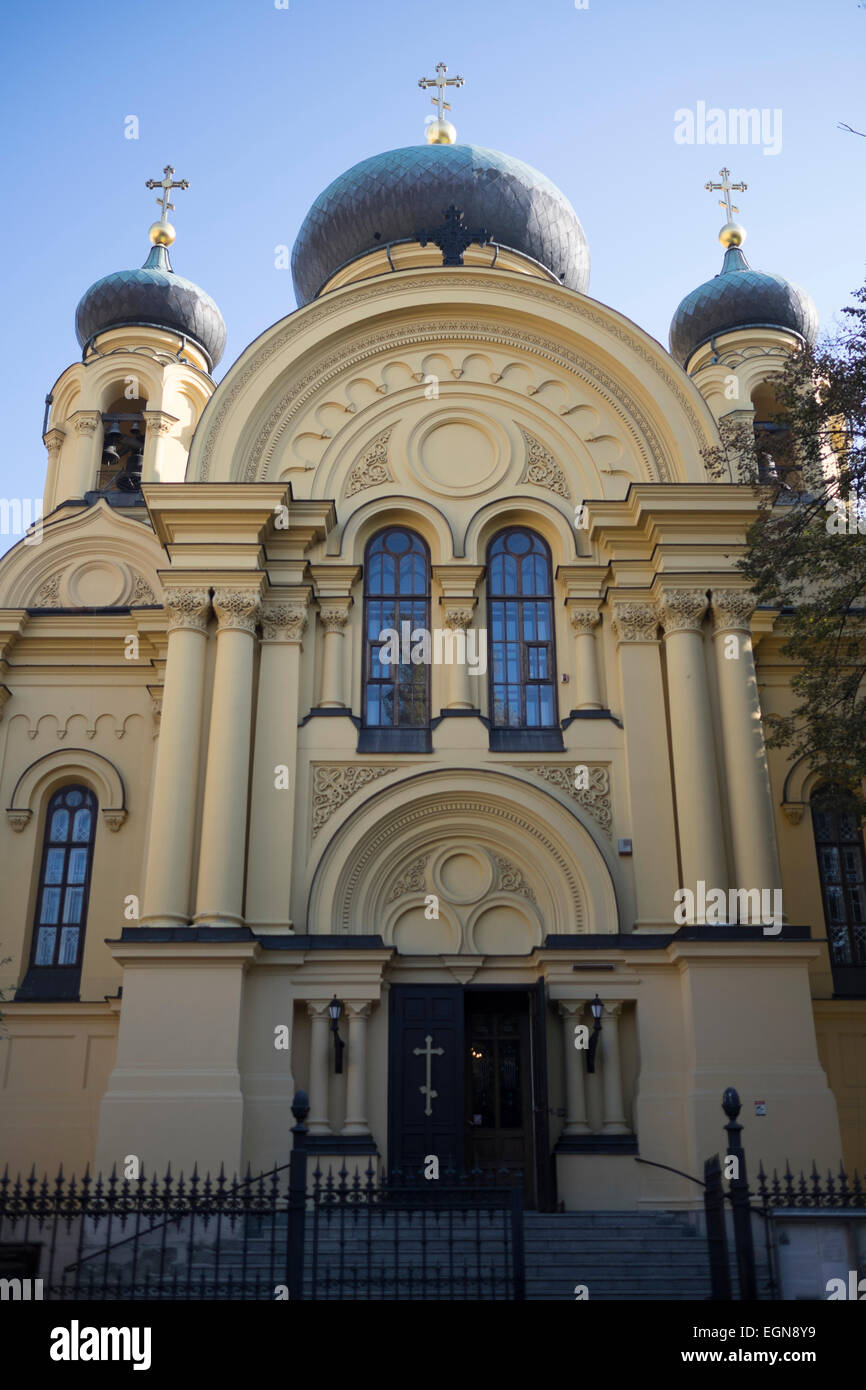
[142,409,179,437]
[567,603,601,636]
[162,585,211,634]
[611,599,659,643]
[43,427,66,456]
[602,1000,625,1019]
[442,602,475,631]
[213,584,263,635]
[318,601,351,633]
[657,587,708,634]
[557,999,588,1018]
[261,593,311,643]
[344,1000,374,1020]
[306,999,333,1018]
[69,409,102,436]
[711,588,757,634]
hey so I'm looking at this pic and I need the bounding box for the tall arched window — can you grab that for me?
[487,528,559,749]
[24,785,97,998]
[361,527,431,751]
[811,787,866,974]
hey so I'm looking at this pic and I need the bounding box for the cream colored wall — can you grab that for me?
[814,1002,866,1176]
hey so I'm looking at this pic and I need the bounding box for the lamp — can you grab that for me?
[586,994,603,1074]
[328,995,345,1074]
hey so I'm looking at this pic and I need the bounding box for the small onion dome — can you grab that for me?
[291,142,590,307]
[669,239,818,368]
[75,241,226,371]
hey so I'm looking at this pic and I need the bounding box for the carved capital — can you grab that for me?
[782,801,805,825]
[69,410,102,437]
[213,587,262,634]
[43,427,66,457]
[611,600,659,643]
[319,604,351,634]
[6,809,32,832]
[102,809,127,833]
[344,1000,374,1021]
[568,605,601,636]
[261,596,310,643]
[711,588,756,634]
[602,1000,625,1020]
[142,409,179,436]
[658,588,708,634]
[164,587,210,634]
[443,604,475,631]
[557,1000,588,1020]
[306,999,332,1019]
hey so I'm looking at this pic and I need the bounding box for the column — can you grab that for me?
[317,601,351,707]
[194,581,263,926]
[611,599,679,927]
[558,1001,591,1135]
[567,603,602,709]
[42,428,65,513]
[711,588,781,909]
[657,587,727,901]
[600,1001,629,1134]
[306,1001,332,1135]
[246,594,310,929]
[140,585,210,927]
[341,1001,373,1135]
[66,410,102,498]
[442,601,477,709]
[142,409,179,483]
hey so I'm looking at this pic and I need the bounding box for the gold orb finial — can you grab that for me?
[425,117,457,145]
[719,221,746,248]
[149,218,177,247]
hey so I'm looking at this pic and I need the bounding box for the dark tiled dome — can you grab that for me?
[291,142,590,306]
[75,244,226,370]
[670,245,818,367]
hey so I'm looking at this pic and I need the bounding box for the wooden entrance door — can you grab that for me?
[464,992,536,1207]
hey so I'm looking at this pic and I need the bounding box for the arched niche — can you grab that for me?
[6,748,127,834]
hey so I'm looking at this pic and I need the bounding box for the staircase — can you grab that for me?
[523,1210,714,1301]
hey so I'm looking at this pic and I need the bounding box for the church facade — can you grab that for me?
[1,95,864,1213]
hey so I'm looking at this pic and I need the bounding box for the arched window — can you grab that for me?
[811,787,866,969]
[28,785,97,992]
[361,528,430,750]
[487,528,558,735]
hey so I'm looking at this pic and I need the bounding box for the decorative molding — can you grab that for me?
[386,853,429,903]
[43,428,65,457]
[164,588,210,634]
[130,574,157,605]
[6,809,32,832]
[102,809,127,832]
[142,409,178,436]
[318,604,351,634]
[212,587,262,635]
[611,601,659,643]
[494,855,536,901]
[517,428,571,499]
[261,596,310,643]
[442,604,475,630]
[711,588,756,634]
[569,606,601,636]
[312,763,398,837]
[781,802,805,826]
[657,588,708,634]
[345,426,394,497]
[33,573,62,607]
[523,763,613,836]
[69,410,102,436]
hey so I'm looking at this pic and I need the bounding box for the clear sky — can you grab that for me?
[1,0,864,551]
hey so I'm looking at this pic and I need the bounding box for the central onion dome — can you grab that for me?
[291,142,590,306]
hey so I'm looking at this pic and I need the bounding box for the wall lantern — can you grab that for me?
[328,995,345,1074]
[586,994,603,1074]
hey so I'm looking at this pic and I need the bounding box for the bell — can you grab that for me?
[101,419,123,469]
[116,448,144,493]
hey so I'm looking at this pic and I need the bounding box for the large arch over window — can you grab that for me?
[486,527,561,751]
[18,784,98,1001]
[811,786,866,989]
[360,527,431,752]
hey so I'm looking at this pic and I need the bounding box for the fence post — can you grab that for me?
[288,1089,309,1301]
[703,1153,732,1300]
[723,1087,757,1300]
[510,1177,526,1301]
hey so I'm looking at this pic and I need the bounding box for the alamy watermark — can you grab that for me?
[0,498,43,545]
[378,621,487,676]
[674,881,783,935]
[674,102,782,157]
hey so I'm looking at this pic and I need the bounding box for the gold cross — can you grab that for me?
[418,62,464,121]
[145,165,189,221]
[705,167,747,224]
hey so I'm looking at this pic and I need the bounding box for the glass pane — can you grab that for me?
[365,688,380,724]
[72,809,91,843]
[469,1047,495,1127]
[65,789,84,808]
[526,686,539,725]
[40,886,61,925]
[523,605,537,641]
[50,809,69,841]
[508,531,530,556]
[35,927,56,965]
[44,848,65,885]
[63,886,84,925]
[499,1041,522,1127]
[389,530,409,552]
[67,848,88,885]
[59,927,79,965]
[539,685,555,726]
[536,603,552,640]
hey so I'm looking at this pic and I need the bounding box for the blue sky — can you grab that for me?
[1,0,864,549]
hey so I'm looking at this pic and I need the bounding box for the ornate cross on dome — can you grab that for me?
[705,167,747,224]
[145,165,189,222]
[417,204,489,267]
[418,62,464,121]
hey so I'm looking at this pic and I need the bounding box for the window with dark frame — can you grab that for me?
[30,786,97,973]
[487,528,557,728]
[811,787,866,967]
[362,528,431,729]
